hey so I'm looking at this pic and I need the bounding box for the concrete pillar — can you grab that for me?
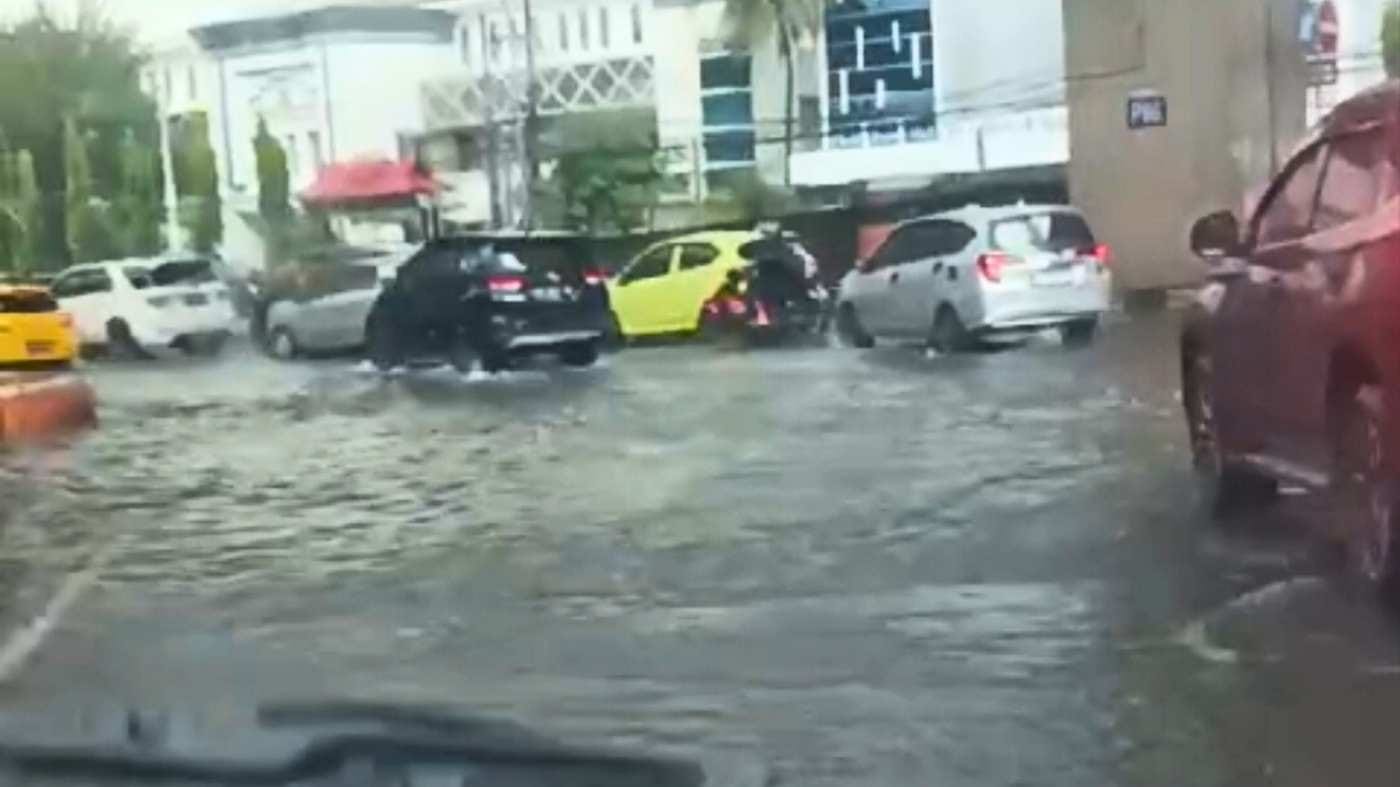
[1063,0,1311,292]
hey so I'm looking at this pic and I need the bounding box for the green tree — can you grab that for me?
[110,131,162,256]
[721,0,824,186]
[63,115,118,263]
[1384,2,1400,78]
[0,127,24,272]
[13,150,43,273]
[537,110,668,233]
[253,118,294,261]
[173,114,222,253]
[0,4,156,267]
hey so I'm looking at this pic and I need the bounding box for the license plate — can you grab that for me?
[184,293,209,306]
[1032,272,1073,287]
[25,341,54,355]
[530,287,570,302]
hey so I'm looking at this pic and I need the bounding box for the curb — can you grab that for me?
[0,372,97,444]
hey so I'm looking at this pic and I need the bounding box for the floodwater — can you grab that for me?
[2,312,1400,786]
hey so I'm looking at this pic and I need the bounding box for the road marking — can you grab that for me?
[0,540,116,683]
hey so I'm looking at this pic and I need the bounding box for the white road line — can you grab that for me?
[0,540,117,683]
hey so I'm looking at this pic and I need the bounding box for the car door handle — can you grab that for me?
[889,272,900,285]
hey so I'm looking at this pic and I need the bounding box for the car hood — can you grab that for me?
[0,699,767,786]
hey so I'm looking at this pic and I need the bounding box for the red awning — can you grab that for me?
[299,159,438,207]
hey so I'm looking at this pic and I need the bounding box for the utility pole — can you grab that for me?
[521,0,540,230]
[480,14,503,227]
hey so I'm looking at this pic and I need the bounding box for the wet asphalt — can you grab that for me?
[2,311,1400,786]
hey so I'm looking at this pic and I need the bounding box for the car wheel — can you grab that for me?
[1060,318,1099,349]
[268,327,299,360]
[928,305,970,354]
[365,314,404,372]
[105,318,152,360]
[1334,385,1400,602]
[447,335,480,373]
[1183,347,1277,516]
[603,312,628,350]
[836,304,874,349]
[202,332,229,357]
[560,340,600,367]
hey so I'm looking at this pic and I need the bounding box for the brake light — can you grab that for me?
[487,275,526,294]
[583,269,606,286]
[1085,244,1112,266]
[977,252,1014,283]
[56,313,73,328]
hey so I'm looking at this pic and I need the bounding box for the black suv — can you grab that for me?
[365,234,610,372]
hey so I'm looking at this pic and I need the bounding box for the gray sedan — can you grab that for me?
[265,262,398,358]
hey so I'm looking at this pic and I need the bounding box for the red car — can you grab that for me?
[1182,81,1400,598]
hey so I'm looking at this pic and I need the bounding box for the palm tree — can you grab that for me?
[721,0,824,186]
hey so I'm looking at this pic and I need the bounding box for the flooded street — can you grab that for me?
[3,312,1400,786]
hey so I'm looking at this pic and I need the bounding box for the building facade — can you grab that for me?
[142,6,458,204]
[790,0,1069,189]
[416,0,814,228]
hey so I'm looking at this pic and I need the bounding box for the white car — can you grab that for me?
[836,204,1112,352]
[263,247,412,359]
[51,257,236,357]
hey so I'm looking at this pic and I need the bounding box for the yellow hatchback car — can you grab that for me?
[0,285,79,367]
[608,230,771,338]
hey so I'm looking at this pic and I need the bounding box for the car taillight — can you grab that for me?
[488,275,526,294]
[582,269,606,286]
[1083,244,1112,266]
[976,252,1014,283]
[56,313,73,328]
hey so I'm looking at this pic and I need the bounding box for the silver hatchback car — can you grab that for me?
[835,204,1112,352]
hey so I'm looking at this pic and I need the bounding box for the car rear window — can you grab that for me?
[453,239,591,279]
[990,212,1096,255]
[0,290,59,313]
[152,259,217,286]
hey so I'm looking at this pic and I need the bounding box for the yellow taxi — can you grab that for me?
[0,285,79,367]
[608,230,777,338]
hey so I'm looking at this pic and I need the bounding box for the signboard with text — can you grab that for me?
[1127,92,1167,130]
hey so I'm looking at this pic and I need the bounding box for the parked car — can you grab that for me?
[51,258,236,358]
[0,285,79,368]
[1180,82,1400,598]
[608,229,826,341]
[364,234,610,372]
[835,204,1112,352]
[263,247,414,359]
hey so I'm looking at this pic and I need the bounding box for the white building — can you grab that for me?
[417,0,806,226]
[143,5,459,200]
[790,0,1068,189]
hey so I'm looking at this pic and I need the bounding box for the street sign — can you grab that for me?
[1127,92,1167,130]
[1308,56,1340,87]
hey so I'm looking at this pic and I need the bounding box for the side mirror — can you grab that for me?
[1189,210,1243,260]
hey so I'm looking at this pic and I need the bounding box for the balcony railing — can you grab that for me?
[421,54,655,130]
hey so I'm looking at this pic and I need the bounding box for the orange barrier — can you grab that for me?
[0,372,97,444]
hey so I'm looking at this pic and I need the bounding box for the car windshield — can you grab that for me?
[5,2,1400,786]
